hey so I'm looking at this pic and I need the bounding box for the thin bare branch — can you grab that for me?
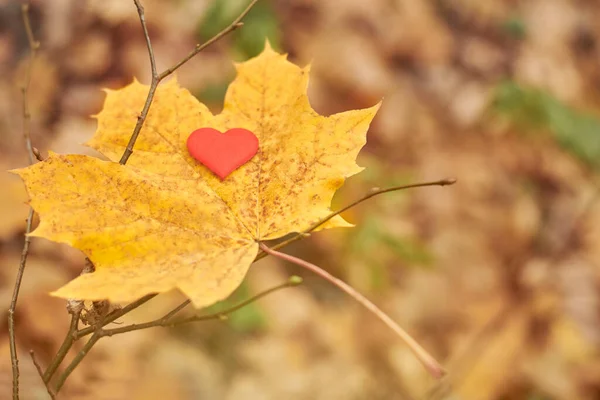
[101,277,301,337]
[98,299,191,337]
[157,0,258,80]
[50,292,154,391]
[119,0,258,165]
[75,293,157,339]
[30,351,56,400]
[133,0,157,78]
[54,278,299,392]
[43,309,81,383]
[259,242,446,379]
[256,178,456,261]
[10,4,40,398]
[32,147,43,162]
[8,209,33,400]
[21,3,40,165]
[119,0,158,165]
[54,334,100,393]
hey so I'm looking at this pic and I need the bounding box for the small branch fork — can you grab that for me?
[120,0,259,165]
[52,278,300,393]
[9,3,40,399]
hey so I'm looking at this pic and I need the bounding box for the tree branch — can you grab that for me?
[119,0,259,165]
[259,242,446,379]
[101,277,301,337]
[255,178,456,261]
[53,278,299,392]
[75,293,157,339]
[10,4,40,399]
[43,309,81,383]
[20,3,40,164]
[54,333,100,393]
[157,0,258,80]
[30,351,56,400]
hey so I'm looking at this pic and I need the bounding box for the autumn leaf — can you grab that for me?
[14,44,380,308]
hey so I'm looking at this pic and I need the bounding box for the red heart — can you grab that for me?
[186,128,259,180]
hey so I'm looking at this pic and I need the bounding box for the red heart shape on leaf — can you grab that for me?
[187,128,259,180]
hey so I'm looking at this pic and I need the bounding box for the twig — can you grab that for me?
[32,147,43,162]
[30,351,56,400]
[20,3,40,165]
[95,299,190,338]
[10,4,40,399]
[75,293,157,338]
[102,277,301,336]
[156,1,256,80]
[50,294,157,390]
[133,0,157,79]
[54,333,100,393]
[43,309,81,383]
[259,242,446,379]
[8,209,33,400]
[119,0,258,165]
[256,178,456,261]
[53,278,299,392]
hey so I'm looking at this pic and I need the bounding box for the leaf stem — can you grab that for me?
[256,178,456,261]
[10,4,40,399]
[258,242,446,379]
[119,0,258,165]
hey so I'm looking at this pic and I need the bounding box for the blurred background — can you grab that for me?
[2,0,600,398]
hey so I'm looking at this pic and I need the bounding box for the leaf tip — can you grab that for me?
[7,167,23,176]
[264,38,273,51]
[262,39,288,60]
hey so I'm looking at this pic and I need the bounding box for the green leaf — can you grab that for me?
[502,17,527,39]
[493,81,600,167]
[204,282,267,333]
[198,0,281,59]
[233,2,280,58]
[378,233,434,266]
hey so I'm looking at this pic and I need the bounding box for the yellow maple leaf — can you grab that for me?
[14,44,380,308]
